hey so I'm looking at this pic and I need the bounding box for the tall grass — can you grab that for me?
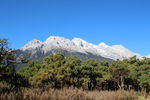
[0,87,138,100]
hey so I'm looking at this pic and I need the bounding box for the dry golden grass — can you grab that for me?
[0,88,138,100]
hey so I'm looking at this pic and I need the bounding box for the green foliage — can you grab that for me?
[18,61,42,78]
[75,59,102,90]
[109,60,130,89]
[16,53,150,93]
[138,64,150,92]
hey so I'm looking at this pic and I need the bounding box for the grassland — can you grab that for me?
[0,88,139,100]
[138,96,150,100]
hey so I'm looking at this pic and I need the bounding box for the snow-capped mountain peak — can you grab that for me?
[99,42,109,48]
[20,36,144,60]
[112,45,125,49]
[28,39,41,44]
[21,39,42,51]
[72,38,89,47]
[45,36,67,43]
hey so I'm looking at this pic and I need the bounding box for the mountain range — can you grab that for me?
[16,36,147,62]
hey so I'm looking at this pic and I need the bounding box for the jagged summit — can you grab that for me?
[72,38,87,44]
[72,38,93,48]
[20,36,143,60]
[45,36,68,43]
[27,39,41,45]
[99,42,109,48]
[21,39,43,51]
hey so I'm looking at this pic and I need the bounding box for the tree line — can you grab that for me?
[0,38,150,95]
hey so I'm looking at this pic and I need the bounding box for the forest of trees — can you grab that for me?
[0,38,150,96]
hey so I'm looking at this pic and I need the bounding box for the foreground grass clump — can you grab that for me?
[0,88,138,100]
[138,96,150,100]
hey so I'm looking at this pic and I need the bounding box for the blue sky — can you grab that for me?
[0,0,150,56]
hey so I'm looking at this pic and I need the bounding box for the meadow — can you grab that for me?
[0,87,139,100]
